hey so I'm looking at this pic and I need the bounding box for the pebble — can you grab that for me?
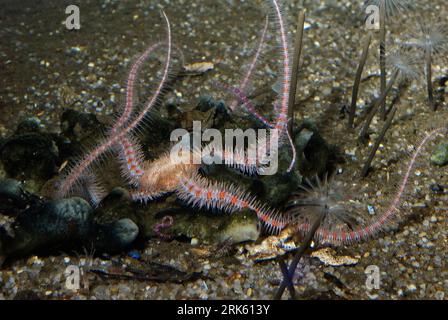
[435,291,445,300]
[430,142,448,166]
[406,284,417,293]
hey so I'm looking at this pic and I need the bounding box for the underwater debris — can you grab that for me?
[90,260,205,284]
[241,226,299,262]
[190,237,236,259]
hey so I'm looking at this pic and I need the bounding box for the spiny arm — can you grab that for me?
[176,173,290,234]
[57,12,171,200]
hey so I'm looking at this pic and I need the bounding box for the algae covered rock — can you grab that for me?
[35,197,93,238]
[60,109,105,143]
[430,142,448,166]
[256,120,337,207]
[215,210,260,244]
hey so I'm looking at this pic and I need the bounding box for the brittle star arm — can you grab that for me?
[111,42,163,135]
[56,11,172,201]
[292,127,447,245]
[176,172,290,234]
[228,15,270,112]
[270,0,291,133]
[213,80,274,128]
[117,135,145,187]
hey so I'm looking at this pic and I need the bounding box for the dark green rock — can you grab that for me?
[93,218,139,253]
[294,120,338,178]
[0,179,43,216]
[430,142,448,166]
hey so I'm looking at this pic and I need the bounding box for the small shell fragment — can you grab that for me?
[311,247,360,266]
[190,247,210,257]
[182,62,214,75]
[58,160,69,173]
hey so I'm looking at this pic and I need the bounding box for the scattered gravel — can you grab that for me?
[1,0,447,300]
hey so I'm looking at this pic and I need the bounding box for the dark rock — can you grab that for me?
[0,197,92,259]
[259,175,301,207]
[14,198,92,252]
[295,120,338,178]
[195,95,230,128]
[0,179,43,216]
[13,290,42,300]
[60,109,104,143]
[15,117,42,134]
[0,131,59,182]
[58,109,107,160]
[33,197,93,238]
[94,218,139,253]
[251,120,338,207]
[257,146,302,208]
[0,193,143,261]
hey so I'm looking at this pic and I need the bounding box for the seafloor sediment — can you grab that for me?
[0,0,447,299]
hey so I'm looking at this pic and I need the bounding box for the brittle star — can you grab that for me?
[56,3,294,234]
